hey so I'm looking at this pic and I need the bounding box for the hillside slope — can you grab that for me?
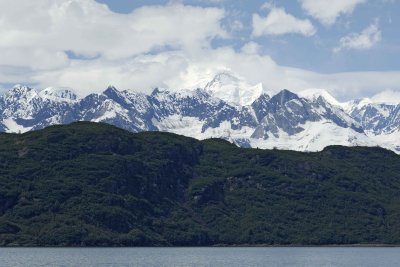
[0,122,400,246]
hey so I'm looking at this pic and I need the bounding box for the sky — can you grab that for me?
[0,0,399,101]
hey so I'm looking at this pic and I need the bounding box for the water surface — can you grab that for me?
[1,247,399,267]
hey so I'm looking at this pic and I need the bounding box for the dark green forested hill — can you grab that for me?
[0,122,400,246]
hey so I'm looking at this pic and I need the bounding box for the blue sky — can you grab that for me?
[0,0,399,101]
[96,0,400,73]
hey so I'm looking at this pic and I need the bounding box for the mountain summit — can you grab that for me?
[204,71,267,106]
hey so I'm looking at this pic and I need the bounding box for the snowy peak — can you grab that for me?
[102,86,125,102]
[251,87,365,142]
[208,71,240,84]
[204,71,266,106]
[10,84,34,93]
[269,89,299,108]
[39,87,79,102]
[151,87,170,96]
[299,88,342,108]
[5,85,37,101]
[297,89,363,133]
[346,98,400,136]
[103,85,119,94]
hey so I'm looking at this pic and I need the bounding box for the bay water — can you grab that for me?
[1,247,399,267]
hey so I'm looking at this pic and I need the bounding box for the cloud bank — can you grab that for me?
[0,0,398,101]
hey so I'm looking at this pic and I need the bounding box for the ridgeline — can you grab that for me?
[0,122,400,246]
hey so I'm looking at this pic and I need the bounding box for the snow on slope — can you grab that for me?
[368,131,400,153]
[345,97,400,137]
[38,87,79,103]
[154,115,378,153]
[3,118,33,133]
[299,88,343,107]
[249,120,376,152]
[153,115,255,141]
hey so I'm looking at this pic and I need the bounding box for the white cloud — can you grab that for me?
[300,0,366,26]
[241,42,261,54]
[334,20,381,52]
[28,46,400,102]
[371,90,400,104]
[260,2,274,10]
[0,0,226,67]
[228,20,244,32]
[252,7,316,36]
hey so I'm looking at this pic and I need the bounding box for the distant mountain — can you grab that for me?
[345,98,400,152]
[249,89,368,151]
[204,71,266,106]
[346,99,400,134]
[1,122,400,246]
[1,72,399,153]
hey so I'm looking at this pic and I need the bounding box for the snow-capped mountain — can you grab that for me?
[204,71,267,106]
[345,98,400,152]
[0,85,79,133]
[346,99,400,134]
[248,89,368,151]
[1,73,399,153]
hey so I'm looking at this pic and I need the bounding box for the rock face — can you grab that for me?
[1,73,400,153]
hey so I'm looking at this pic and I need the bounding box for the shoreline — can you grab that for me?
[2,244,400,248]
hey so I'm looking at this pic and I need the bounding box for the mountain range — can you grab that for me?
[1,71,399,153]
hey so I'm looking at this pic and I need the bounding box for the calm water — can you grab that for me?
[0,247,399,267]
